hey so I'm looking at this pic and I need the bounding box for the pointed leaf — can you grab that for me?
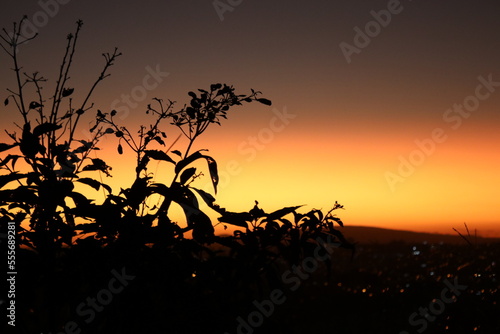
[267,205,303,221]
[100,182,112,194]
[0,143,16,153]
[328,216,344,227]
[180,167,196,185]
[0,173,27,188]
[76,178,101,191]
[4,97,8,106]
[190,187,216,207]
[145,150,175,164]
[62,88,74,97]
[256,98,272,106]
[293,211,305,225]
[0,155,20,169]
[174,150,204,173]
[171,150,182,157]
[29,101,42,109]
[201,155,218,193]
[82,158,111,176]
[175,151,219,192]
[218,212,252,228]
[33,123,62,137]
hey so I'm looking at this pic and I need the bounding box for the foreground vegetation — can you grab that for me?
[1,19,354,333]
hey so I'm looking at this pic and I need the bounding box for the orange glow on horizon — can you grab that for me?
[67,112,500,239]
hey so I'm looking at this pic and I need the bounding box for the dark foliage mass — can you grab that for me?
[1,19,354,333]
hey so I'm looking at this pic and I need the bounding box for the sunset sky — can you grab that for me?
[1,0,499,237]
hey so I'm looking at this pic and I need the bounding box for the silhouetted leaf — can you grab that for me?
[175,151,218,193]
[0,173,27,188]
[76,178,101,191]
[293,211,305,225]
[328,216,344,227]
[205,155,218,193]
[33,123,62,137]
[190,99,201,109]
[250,201,266,219]
[191,187,216,207]
[101,183,112,194]
[316,209,324,222]
[175,151,203,173]
[82,158,111,176]
[210,83,222,91]
[148,183,170,200]
[145,150,175,164]
[125,177,153,209]
[186,107,196,119]
[20,123,40,158]
[4,97,8,106]
[104,128,114,134]
[117,144,123,155]
[190,210,215,243]
[1,187,36,205]
[154,136,165,145]
[0,154,20,170]
[256,98,272,106]
[68,192,92,208]
[171,150,182,157]
[29,101,42,109]
[218,212,252,228]
[0,143,16,152]
[174,187,215,242]
[180,167,196,185]
[278,218,293,228]
[62,88,74,97]
[73,140,92,154]
[265,205,303,221]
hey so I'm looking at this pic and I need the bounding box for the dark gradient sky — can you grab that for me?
[1,0,499,236]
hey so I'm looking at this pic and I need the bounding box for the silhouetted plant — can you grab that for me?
[1,18,353,334]
[0,18,120,255]
[82,84,271,247]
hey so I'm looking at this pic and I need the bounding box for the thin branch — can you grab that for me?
[69,47,121,144]
[50,29,74,122]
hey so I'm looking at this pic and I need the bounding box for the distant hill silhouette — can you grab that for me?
[342,225,500,244]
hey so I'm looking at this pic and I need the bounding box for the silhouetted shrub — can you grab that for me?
[1,18,353,333]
